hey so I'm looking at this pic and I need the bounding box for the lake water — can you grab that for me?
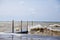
[0,33,60,40]
[0,21,60,32]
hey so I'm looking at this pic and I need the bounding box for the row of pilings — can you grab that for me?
[12,20,34,34]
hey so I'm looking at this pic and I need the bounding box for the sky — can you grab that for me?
[0,0,60,21]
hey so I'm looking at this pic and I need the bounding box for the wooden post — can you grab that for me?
[27,21,28,32]
[21,20,22,32]
[32,21,33,26]
[12,20,14,33]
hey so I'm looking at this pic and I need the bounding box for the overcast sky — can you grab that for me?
[0,0,60,21]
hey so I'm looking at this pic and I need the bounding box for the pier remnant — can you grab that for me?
[12,20,14,33]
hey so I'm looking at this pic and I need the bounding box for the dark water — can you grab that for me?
[0,34,60,40]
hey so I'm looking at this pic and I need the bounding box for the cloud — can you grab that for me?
[31,11,36,14]
[28,8,36,14]
[0,0,60,21]
[19,1,24,5]
[29,8,35,11]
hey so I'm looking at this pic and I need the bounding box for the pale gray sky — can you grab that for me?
[0,0,60,21]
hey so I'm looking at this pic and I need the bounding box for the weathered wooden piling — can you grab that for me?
[12,20,14,33]
[26,20,28,33]
[27,21,28,31]
[32,21,33,26]
[21,20,22,32]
